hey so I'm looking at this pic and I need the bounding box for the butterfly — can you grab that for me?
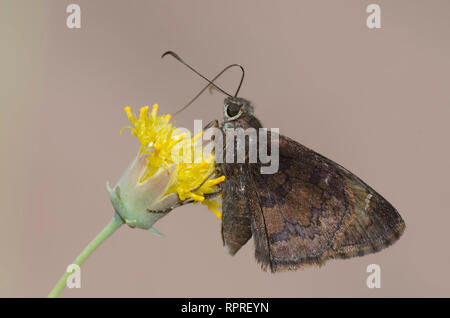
[162,51,406,272]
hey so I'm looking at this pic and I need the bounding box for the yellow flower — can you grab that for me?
[107,104,224,232]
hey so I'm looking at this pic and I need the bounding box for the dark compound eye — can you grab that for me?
[226,103,241,117]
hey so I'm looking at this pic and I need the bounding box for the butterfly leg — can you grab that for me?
[190,168,222,193]
[146,168,223,214]
[202,119,220,146]
[203,190,221,199]
[203,119,219,130]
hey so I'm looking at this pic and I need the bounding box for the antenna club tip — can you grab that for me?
[161,50,175,59]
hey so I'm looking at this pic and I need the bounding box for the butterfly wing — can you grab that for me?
[219,113,264,255]
[220,162,253,255]
[248,134,405,272]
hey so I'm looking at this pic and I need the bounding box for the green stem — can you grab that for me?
[48,213,124,298]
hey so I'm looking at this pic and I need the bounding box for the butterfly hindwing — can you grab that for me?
[248,134,405,272]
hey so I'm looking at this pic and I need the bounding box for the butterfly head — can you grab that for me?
[223,97,254,122]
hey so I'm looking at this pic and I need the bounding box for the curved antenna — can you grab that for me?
[172,63,244,117]
[233,64,245,97]
[162,51,232,97]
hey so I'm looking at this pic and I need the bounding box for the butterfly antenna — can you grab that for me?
[233,64,245,97]
[162,51,232,97]
[172,63,245,117]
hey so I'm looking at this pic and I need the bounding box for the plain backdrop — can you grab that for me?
[1,0,449,297]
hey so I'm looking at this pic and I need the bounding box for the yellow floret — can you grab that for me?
[122,105,224,218]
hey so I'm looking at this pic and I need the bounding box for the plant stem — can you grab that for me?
[48,213,124,298]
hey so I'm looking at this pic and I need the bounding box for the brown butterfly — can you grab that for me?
[162,51,405,272]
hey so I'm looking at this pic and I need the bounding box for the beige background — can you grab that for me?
[1,0,449,297]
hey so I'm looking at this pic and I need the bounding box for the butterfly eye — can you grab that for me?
[226,103,241,117]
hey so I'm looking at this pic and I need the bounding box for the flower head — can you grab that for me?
[108,105,224,232]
